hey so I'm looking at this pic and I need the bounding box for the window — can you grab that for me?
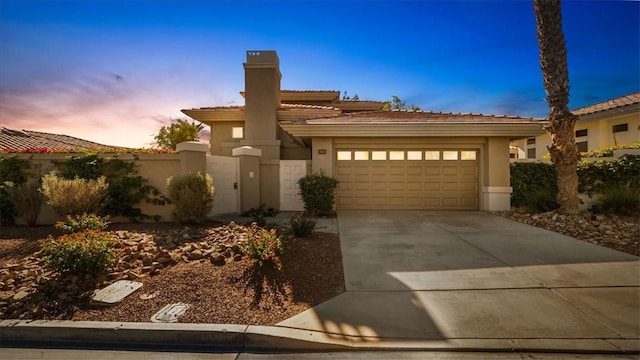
[371,151,387,160]
[612,123,628,133]
[354,151,369,160]
[527,138,536,145]
[389,151,405,160]
[575,129,588,137]
[424,151,440,160]
[407,151,422,160]
[231,127,244,139]
[527,148,536,159]
[337,151,352,161]
[461,151,476,160]
[443,151,459,160]
[576,141,588,153]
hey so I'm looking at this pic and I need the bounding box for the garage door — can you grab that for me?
[335,149,478,210]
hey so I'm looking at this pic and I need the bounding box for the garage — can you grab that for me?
[335,148,478,210]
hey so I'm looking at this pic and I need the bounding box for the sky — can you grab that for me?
[0,0,638,148]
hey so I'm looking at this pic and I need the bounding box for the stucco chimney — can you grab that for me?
[243,51,281,145]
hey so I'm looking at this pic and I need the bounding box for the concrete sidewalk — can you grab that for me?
[1,210,638,354]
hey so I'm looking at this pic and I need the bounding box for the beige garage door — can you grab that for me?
[335,149,478,210]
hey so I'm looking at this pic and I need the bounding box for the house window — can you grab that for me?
[461,151,476,160]
[576,141,588,153]
[424,151,440,160]
[231,127,244,139]
[612,123,628,133]
[527,148,536,159]
[510,153,516,159]
[527,138,536,145]
[575,129,588,137]
[407,151,422,160]
[443,151,459,160]
[337,151,352,161]
[371,151,387,160]
[354,151,369,160]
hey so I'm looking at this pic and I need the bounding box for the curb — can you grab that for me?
[1,320,638,354]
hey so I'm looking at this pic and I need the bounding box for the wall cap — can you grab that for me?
[176,141,208,153]
[232,146,262,157]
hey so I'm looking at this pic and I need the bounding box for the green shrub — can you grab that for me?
[41,230,120,274]
[242,204,277,227]
[578,155,640,196]
[290,213,317,237]
[0,156,29,225]
[166,172,214,224]
[510,162,557,208]
[55,213,111,234]
[597,184,640,215]
[7,179,44,226]
[56,155,167,221]
[519,188,559,213]
[41,172,108,216]
[581,142,640,158]
[297,172,339,216]
[240,224,283,264]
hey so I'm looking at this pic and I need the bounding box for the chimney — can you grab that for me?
[243,51,281,143]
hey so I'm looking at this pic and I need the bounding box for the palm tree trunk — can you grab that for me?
[534,0,581,214]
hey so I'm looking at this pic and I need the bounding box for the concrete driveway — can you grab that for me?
[278,210,640,352]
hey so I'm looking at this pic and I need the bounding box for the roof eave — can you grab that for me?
[182,108,246,122]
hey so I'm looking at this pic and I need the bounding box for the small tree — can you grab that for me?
[154,118,205,150]
[382,95,421,111]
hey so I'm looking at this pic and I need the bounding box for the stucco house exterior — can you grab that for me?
[183,50,546,213]
[516,92,640,159]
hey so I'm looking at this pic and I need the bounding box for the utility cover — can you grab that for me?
[151,302,190,323]
[91,280,143,305]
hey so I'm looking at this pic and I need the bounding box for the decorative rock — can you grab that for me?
[189,249,204,260]
[12,290,29,302]
[233,254,242,262]
[210,253,226,266]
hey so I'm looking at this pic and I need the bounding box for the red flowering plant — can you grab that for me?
[239,223,284,266]
[0,147,175,155]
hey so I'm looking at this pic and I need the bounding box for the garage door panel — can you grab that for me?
[336,148,478,210]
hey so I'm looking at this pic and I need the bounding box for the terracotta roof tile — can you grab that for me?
[0,128,121,151]
[573,92,640,116]
[280,103,340,110]
[279,110,544,125]
[281,90,340,94]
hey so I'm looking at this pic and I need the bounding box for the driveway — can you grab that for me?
[278,210,639,352]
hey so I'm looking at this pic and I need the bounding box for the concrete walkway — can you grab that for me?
[2,210,638,354]
[277,210,640,352]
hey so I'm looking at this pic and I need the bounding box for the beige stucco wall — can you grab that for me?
[1,150,211,225]
[207,121,244,156]
[259,160,280,211]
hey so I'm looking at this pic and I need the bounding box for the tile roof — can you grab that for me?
[573,92,640,116]
[280,103,340,110]
[280,90,340,94]
[279,109,545,125]
[0,128,121,151]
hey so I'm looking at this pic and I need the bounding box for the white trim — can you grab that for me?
[232,146,262,157]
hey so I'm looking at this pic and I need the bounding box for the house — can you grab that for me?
[0,127,123,152]
[516,92,640,159]
[183,50,546,212]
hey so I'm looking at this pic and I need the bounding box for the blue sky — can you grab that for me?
[1,0,638,148]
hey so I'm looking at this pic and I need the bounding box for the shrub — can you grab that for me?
[166,172,214,224]
[290,213,317,237]
[0,156,29,225]
[6,179,43,226]
[240,224,284,264]
[297,172,339,216]
[55,213,111,234]
[242,204,277,227]
[510,162,558,208]
[519,188,559,213]
[41,172,108,216]
[40,230,120,274]
[597,184,640,215]
[578,155,640,196]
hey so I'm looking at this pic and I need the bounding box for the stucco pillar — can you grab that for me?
[176,141,208,175]
[482,137,512,211]
[232,146,262,213]
[311,137,334,176]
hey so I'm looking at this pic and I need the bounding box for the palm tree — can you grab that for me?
[154,119,205,150]
[533,0,580,214]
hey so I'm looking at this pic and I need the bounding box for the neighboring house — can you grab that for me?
[516,92,640,159]
[0,127,122,152]
[183,50,545,212]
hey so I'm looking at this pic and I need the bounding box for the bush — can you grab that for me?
[7,179,44,226]
[510,162,557,208]
[290,213,317,237]
[297,172,339,216]
[240,224,283,264]
[597,184,640,215]
[166,172,214,224]
[40,230,120,274]
[519,188,559,213]
[578,155,640,196]
[55,213,111,234]
[41,172,108,216]
[0,156,29,225]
